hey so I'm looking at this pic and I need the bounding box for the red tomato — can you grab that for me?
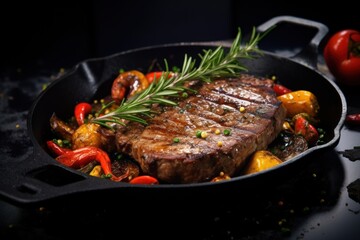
[323,29,360,86]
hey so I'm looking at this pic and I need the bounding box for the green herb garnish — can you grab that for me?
[92,27,269,128]
[223,129,231,136]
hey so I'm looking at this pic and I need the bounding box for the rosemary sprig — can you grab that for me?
[92,27,268,128]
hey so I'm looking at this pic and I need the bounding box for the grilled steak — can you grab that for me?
[115,74,287,183]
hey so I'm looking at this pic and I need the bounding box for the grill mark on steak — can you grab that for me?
[181,97,274,134]
[201,79,278,105]
[115,74,286,183]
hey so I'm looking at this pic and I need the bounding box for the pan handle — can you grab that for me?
[256,15,329,68]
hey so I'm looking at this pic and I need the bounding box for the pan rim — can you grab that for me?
[26,42,347,189]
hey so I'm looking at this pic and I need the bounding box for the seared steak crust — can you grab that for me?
[115,74,286,183]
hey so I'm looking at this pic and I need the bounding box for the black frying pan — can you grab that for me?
[0,16,347,207]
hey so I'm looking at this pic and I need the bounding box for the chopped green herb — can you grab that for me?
[280,227,291,234]
[115,153,123,160]
[101,174,112,179]
[173,137,180,143]
[172,66,180,72]
[223,129,231,136]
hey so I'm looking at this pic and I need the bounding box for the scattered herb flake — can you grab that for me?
[347,178,360,203]
[340,147,360,161]
[223,129,231,136]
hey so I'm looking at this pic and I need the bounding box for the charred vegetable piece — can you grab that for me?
[111,70,149,103]
[72,123,103,149]
[269,133,308,161]
[49,113,75,142]
[55,146,128,182]
[243,150,282,175]
[277,90,319,118]
[78,161,98,174]
[292,112,320,126]
[72,123,116,151]
[294,116,319,145]
[111,158,140,182]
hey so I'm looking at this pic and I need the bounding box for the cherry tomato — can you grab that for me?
[323,29,360,86]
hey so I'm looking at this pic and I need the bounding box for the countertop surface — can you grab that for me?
[0,59,360,240]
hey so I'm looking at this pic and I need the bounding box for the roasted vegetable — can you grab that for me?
[55,146,129,182]
[111,70,149,103]
[74,102,92,126]
[292,112,320,126]
[89,165,102,178]
[46,140,71,156]
[277,90,319,118]
[294,116,319,145]
[49,113,75,142]
[269,133,308,161]
[273,83,292,96]
[129,175,159,184]
[72,123,103,149]
[243,150,282,175]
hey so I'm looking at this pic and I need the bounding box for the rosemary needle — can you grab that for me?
[92,27,268,128]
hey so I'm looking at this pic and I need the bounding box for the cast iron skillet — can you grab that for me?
[0,16,347,206]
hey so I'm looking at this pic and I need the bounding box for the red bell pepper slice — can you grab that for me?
[294,116,319,145]
[54,146,128,182]
[129,175,159,185]
[273,83,292,96]
[46,140,71,155]
[74,102,92,126]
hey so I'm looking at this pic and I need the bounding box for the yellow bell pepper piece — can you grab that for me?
[89,165,102,178]
[277,90,319,118]
[243,150,282,175]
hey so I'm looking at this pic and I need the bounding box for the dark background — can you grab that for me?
[1,1,360,240]
[1,0,359,74]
